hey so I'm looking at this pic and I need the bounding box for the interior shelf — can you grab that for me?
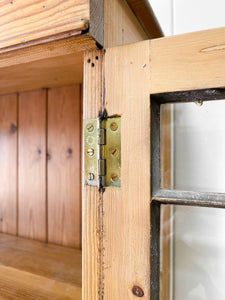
[0,233,82,299]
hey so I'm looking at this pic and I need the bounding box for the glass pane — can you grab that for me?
[160,204,225,300]
[161,100,225,192]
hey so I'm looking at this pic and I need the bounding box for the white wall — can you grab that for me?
[148,1,225,299]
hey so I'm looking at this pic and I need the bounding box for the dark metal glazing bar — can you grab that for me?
[151,88,225,104]
[152,189,225,209]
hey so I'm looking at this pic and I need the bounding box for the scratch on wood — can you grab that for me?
[201,44,225,52]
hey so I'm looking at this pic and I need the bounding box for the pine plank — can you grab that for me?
[82,50,104,300]
[0,266,81,300]
[0,94,17,235]
[48,85,81,248]
[104,0,147,47]
[0,0,89,50]
[103,41,151,298]
[0,34,97,96]
[150,27,225,93]
[126,0,164,38]
[0,233,81,288]
[18,89,47,241]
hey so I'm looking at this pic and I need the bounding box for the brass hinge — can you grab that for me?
[84,117,121,188]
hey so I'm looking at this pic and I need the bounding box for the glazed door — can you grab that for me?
[83,27,225,300]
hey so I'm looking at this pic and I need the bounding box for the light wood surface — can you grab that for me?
[126,0,164,38]
[103,41,151,298]
[18,90,47,241]
[82,50,104,300]
[104,0,147,47]
[0,0,89,50]
[0,34,97,96]
[0,94,17,235]
[0,233,81,300]
[48,85,81,248]
[150,27,225,93]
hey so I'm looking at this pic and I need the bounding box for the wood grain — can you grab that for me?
[125,0,164,38]
[0,35,97,96]
[103,41,151,298]
[0,0,89,50]
[48,85,81,248]
[82,50,104,300]
[0,233,81,288]
[0,266,81,300]
[18,89,46,241]
[0,94,17,235]
[104,0,147,47]
[150,27,225,93]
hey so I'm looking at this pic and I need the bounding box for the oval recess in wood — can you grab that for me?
[132,285,144,297]
[10,123,17,134]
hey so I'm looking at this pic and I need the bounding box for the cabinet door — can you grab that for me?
[83,27,225,300]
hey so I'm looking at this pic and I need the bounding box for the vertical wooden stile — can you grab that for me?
[48,85,81,248]
[82,50,104,300]
[0,94,18,235]
[103,41,151,298]
[18,89,46,241]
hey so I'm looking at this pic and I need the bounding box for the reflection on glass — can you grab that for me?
[160,205,225,300]
[161,100,225,192]
[160,101,225,300]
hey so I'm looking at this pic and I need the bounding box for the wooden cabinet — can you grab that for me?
[0,1,161,299]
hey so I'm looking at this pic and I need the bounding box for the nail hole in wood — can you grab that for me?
[68,148,73,155]
[87,58,91,63]
[96,56,99,60]
[91,63,95,67]
[10,123,17,134]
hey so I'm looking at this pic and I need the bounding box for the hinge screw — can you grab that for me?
[87,148,94,157]
[110,147,119,157]
[88,173,95,181]
[111,173,119,182]
[86,123,94,132]
[110,122,118,131]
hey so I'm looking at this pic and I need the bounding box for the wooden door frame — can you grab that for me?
[83,26,225,300]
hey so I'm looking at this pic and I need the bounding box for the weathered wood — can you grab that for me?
[150,27,225,93]
[18,89,46,241]
[0,0,89,50]
[104,0,148,47]
[125,0,164,38]
[82,50,104,300]
[90,0,104,46]
[103,41,151,298]
[48,85,81,248]
[0,94,17,235]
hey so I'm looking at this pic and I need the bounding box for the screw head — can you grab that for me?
[110,147,119,157]
[110,122,118,131]
[111,173,119,182]
[86,123,94,133]
[132,286,144,297]
[88,173,95,181]
[87,148,94,157]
